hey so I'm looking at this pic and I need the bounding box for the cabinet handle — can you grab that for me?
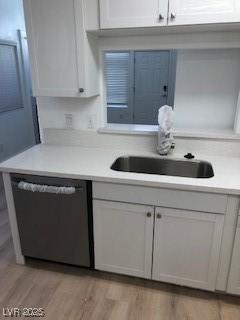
[170,13,176,20]
[146,212,152,218]
[156,213,162,219]
[79,88,84,93]
[158,14,164,21]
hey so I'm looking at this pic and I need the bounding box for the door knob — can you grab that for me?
[170,13,176,20]
[156,213,162,219]
[146,212,152,218]
[162,85,168,97]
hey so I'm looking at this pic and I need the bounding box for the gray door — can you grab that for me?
[18,30,40,144]
[0,32,38,162]
[134,51,170,125]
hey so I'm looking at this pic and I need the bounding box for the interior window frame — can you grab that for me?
[104,49,177,125]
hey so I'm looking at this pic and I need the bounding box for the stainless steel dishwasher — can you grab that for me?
[11,174,94,268]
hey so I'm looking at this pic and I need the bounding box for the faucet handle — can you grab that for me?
[184,153,195,159]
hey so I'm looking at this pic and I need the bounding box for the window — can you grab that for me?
[104,50,177,125]
[104,49,240,132]
[0,42,23,113]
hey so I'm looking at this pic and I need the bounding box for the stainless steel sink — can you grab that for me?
[111,156,214,178]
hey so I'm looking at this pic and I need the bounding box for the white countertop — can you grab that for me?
[0,144,240,195]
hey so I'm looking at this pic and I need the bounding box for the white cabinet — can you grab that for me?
[93,200,154,279]
[92,182,229,291]
[99,0,240,29]
[99,0,168,29]
[227,216,240,295]
[93,197,225,290]
[23,0,99,97]
[168,0,240,26]
[152,207,224,291]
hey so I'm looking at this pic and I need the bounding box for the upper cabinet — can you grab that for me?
[24,0,240,97]
[100,0,240,29]
[168,0,240,26]
[100,0,168,28]
[23,0,99,98]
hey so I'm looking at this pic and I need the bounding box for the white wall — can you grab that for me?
[174,49,240,130]
[0,0,25,40]
[36,38,240,134]
[0,0,36,161]
[37,96,101,133]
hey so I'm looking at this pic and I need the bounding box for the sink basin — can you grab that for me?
[111,156,214,178]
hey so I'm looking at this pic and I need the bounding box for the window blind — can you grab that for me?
[105,52,129,106]
[0,43,23,113]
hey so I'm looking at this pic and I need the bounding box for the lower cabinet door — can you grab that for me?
[93,200,154,279]
[152,207,224,291]
[227,217,240,295]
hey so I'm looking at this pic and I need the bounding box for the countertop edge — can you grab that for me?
[1,167,239,196]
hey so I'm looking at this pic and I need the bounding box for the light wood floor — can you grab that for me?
[0,191,240,319]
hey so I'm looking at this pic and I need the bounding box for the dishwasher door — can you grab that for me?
[11,174,93,267]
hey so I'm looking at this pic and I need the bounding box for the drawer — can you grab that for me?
[93,182,228,214]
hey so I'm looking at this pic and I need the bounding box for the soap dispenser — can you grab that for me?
[157,105,174,155]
